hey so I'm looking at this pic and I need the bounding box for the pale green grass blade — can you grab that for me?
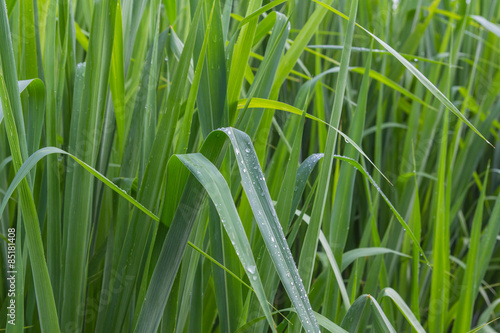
[429,53,452,332]
[378,288,425,333]
[141,2,161,179]
[297,0,358,297]
[341,295,370,331]
[327,153,427,261]
[275,108,306,231]
[475,189,500,298]
[194,0,227,136]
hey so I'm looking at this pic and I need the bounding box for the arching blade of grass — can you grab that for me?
[60,0,117,327]
[452,169,488,332]
[340,295,370,331]
[194,0,227,137]
[340,294,396,333]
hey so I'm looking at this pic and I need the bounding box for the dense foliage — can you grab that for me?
[1,0,500,332]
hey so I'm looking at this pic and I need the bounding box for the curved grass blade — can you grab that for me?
[331,155,428,263]
[342,248,412,271]
[378,288,425,333]
[0,3,60,330]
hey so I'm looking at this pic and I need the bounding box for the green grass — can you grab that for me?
[1,0,500,332]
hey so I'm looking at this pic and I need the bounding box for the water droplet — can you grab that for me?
[246,265,256,274]
[245,148,250,153]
